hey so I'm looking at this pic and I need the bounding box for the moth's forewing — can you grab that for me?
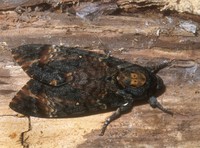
[10,79,92,117]
[10,78,128,118]
[12,44,85,86]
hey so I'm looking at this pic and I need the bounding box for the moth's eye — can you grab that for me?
[130,72,146,87]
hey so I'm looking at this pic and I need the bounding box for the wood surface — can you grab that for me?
[0,2,200,148]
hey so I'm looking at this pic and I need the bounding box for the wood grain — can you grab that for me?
[0,6,200,148]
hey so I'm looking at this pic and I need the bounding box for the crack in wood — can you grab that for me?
[19,117,32,148]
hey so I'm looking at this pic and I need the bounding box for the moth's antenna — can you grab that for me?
[150,61,172,74]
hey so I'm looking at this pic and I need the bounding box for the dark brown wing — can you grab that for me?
[11,44,104,86]
[10,79,89,118]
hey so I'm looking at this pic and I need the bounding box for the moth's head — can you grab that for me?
[117,71,146,88]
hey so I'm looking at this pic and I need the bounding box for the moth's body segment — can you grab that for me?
[10,44,172,135]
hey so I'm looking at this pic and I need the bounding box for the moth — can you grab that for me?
[10,44,173,135]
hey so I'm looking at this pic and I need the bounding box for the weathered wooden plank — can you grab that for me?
[0,7,200,148]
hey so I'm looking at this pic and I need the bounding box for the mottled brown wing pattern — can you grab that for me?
[10,79,70,117]
[11,44,108,86]
[10,79,99,117]
[10,78,125,117]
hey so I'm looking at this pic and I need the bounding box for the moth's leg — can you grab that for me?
[149,96,173,116]
[20,116,32,148]
[99,92,133,136]
[147,60,172,73]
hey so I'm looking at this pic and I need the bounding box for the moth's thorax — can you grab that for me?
[117,71,146,88]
